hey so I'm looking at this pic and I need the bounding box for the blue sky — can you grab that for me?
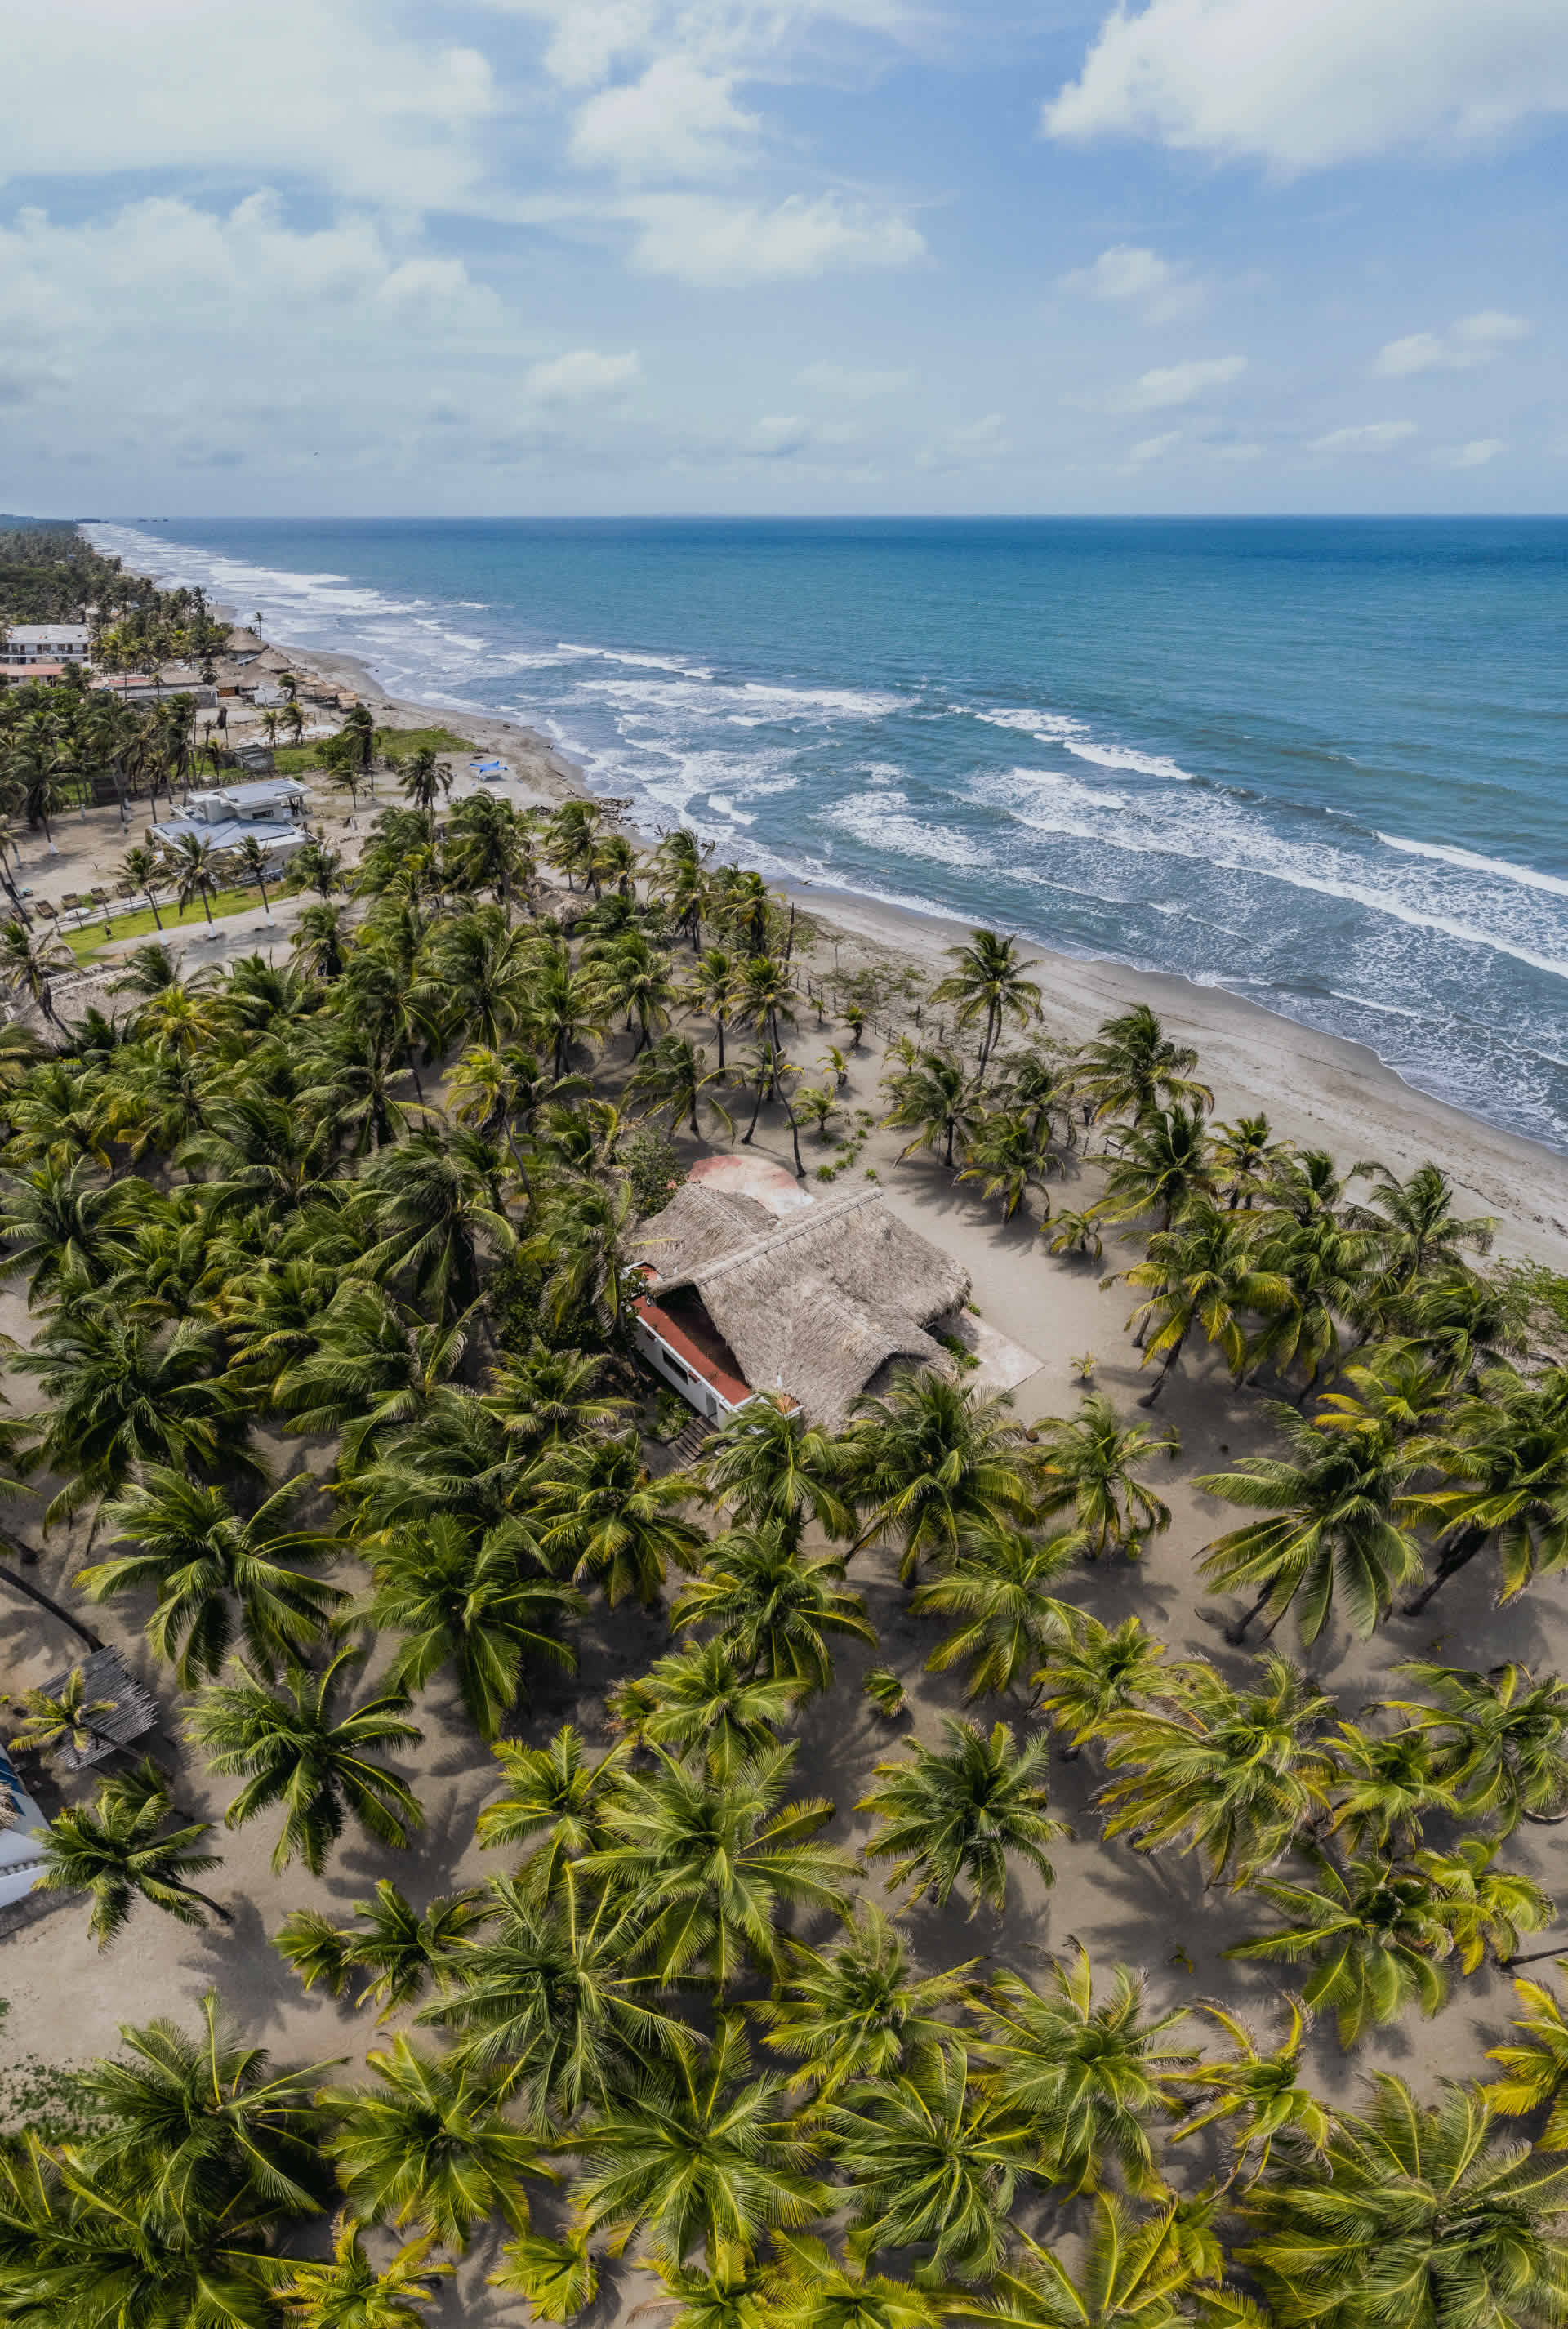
[2,0,1564,515]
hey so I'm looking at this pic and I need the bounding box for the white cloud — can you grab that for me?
[1437,437,1508,469]
[798,360,913,396]
[569,59,760,180]
[915,412,1009,470]
[1307,420,1419,453]
[1374,309,1531,376]
[748,414,812,456]
[1062,242,1205,323]
[524,348,642,399]
[501,0,917,92]
[1066,244,1176,301]
[1125,430,1183,465]
[622,192,925,285]
[0,2,497,214]
[1107,354,1247,411]
[1044,0,1568,170]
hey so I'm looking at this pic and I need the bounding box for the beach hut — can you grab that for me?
[630,1183,970,1430]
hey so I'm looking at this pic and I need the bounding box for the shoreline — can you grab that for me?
[111,570,1568,1267]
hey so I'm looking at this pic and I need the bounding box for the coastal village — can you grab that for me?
[5,521,1568,2328]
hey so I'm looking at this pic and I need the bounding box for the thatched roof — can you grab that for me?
[632,1183,970,1429]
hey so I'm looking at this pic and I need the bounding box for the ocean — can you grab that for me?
[85,516,1568,1154]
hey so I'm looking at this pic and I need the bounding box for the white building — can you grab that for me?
[153,777,311,864]
[3,624,90,666]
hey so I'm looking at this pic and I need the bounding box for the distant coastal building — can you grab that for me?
[2,623,90,666]
[153,776,310,863]
[630,1182,971,1429]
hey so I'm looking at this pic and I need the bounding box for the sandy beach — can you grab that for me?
[5,588,1568,2323]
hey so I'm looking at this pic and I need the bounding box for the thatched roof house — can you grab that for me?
[630,1183,970,1430]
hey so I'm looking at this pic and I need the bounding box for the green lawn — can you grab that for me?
[271,723,473,777]
[63,885,265,962]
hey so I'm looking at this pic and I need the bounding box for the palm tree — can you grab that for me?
[755,1904,976,2103]
[1116,1200,1291,1406]
[17,1307,261,1528]
[1379,1660,1568,1832]
[1033,1394,1178,1557]
[767,2235,945,2329]
[1322,1720,1460,1855]
[322,2037,550,2249]
[350,1515,581,1741]
[1417,1834,1553,1971]
[956,1105,1065,1221]
[881,1047,982,1169]
[532,1430,705,1607]
[78,1987,335,2224]
[163,830,225,926]
[1098,1104,1216,1231]
[1401,1366,1568,1611]
[356,1127,516,1324]
[943,2198,1205,2329]
[474,1724,627,1889]
[671,1524,874,1692]
[1075,1004,1213,1122]
[930,930,1042,1083]
[0,1158,144,1303]
[612,1638,804,1777]
[651,825,710,947]
[909,1519,1076,1699]
[825,2039,1033,2277]
[7,1663,119,1766]
[36,1761,231,1943]
[1248,1211,1380,1399]
[582,1739,856,1986]
[697,1392,853,1539]
[1484,1968,1568,2144]
[525,1175,636,1337]
[186,1645,424,1875]
[79,1468,343,1686]
[860,1716,1064,1916]
[843,1374,1035,1583]
[1226,1850,1459,2049]
[276,1879,493,2018]
[1165,1995,1330,2189]
[1196,1407,1425,1644]
[977,1945,1195,2196]
[483,1338,629,1457]
[630,1032,734,1139]
[1241,2074,1568,2329]
[1351,1159,1496,1288]
[0,913,74,1030]
[686,945,738,1069]
[231,834,277,922]
[1211,1112,1292,1210]
[1033,1614,1196,1759]
[572,2014,822,2268]
[584,928,676,1057]
[1097,1654,1336,1886]
[276,2215,452,2329]
[422,1870,692,2123]
[119,842,167,932]
[490,2229,598,2322]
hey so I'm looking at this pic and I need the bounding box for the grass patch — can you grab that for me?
[62,886,265,962]
[271,724,474,778]
[1499,1261,1568,1349]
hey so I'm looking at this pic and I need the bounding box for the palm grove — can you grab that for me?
[0,608,1566,2329]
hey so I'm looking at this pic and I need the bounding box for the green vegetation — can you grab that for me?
[62,886,261,962]
[0,784,1563,2327]
[274,724,473,777]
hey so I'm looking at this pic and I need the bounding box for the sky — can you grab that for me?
[2,0,1565,517]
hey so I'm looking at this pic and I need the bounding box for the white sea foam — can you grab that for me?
[969,705,1089,739]
[1064,740,1197,782]
[1375,831,1568,900]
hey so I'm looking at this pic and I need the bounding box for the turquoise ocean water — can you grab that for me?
[87,518,1568,1153]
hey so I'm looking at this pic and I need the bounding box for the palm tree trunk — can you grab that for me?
[1401,1525,1487,1615]
[742,1074,766,1147]
[1224,1585,1276,1645]
[0,1555,102,1650]
[1139,1329,1187,1407]
[173,1879,233,1926]
[144,889,164,932]
[200,886,214,928]
[780,1088,805,1179]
